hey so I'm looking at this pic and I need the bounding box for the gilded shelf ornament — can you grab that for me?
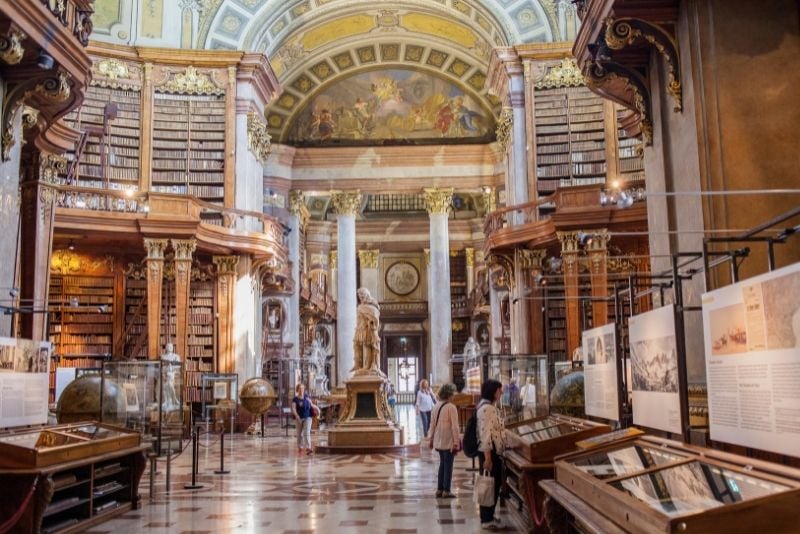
[39,153,67,185]
[422,187,454,215]
[34,71,72,103]
[358,250,380,269]
[535,58,585,89]
[329,250,337,270]
[159,66,224,96]
[495,107,513,151]
[143,238,169,260]
[213,255,239,274]
[95,58,130,80]
[330,191,363,216]
[247,112,272,163]
[0,27,26,65]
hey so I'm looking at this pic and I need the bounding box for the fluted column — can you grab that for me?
[331,191,362,385]
[288,191,309,359]
[557,232,581,357]
[171,238,196,360]
[214,255,239,373]
[143,238,168,359]
[465,248,475,294]
[588,230,611,327]
[424,188,453,384]
[358,249,380,298]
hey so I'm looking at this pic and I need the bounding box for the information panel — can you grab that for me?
[582,323,619,421]
[702,261,800,456]
[629,305,682,434]
[0,337,52,427]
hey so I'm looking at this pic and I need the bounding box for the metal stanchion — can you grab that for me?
[214,429,230,475]
[184,429,203,490]
[148,453,156,499]
[165,439,172,495]
[260,413,266,439]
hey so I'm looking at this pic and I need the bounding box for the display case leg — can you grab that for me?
[214,429,230,474]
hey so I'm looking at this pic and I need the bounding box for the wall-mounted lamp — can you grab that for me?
[67,239,76,251]
[600,182,645,209]
[37,50,55,70]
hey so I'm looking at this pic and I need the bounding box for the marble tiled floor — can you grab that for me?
[87,406,521,533]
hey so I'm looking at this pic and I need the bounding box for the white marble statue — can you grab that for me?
[352,287,383,376]
[463,336,480,360]
[308,338,330,396]
[161,343,181,411]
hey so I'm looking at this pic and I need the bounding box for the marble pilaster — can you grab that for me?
[143,238,168,359]
[171,238,196,360]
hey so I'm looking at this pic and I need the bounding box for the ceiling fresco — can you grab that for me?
[89,0,580,145]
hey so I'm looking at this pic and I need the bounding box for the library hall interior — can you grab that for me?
[1,0,799,532]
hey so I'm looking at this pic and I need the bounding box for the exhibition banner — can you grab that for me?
[582,322,620,421]
[0,337,52,427]
[629,304,682,434]
[702,261,800,457]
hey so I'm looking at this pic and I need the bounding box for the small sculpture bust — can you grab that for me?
[351,287,383,376]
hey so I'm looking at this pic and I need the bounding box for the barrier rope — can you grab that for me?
[0,477,38,534]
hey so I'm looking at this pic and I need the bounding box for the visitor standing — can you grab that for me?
[387,382,397,420]
[416,379,436,437]
[477,379,511,531]
[291,383,318,455]
[426,383,460,498]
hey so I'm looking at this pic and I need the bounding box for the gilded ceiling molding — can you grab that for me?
[246,112,272,163]
[495,106,513,151]
[358,249,380,269]
[422,187,454,215]
[143,238,169,260]
[534,57,584,89]
[330,191,363,216]
[0,27,26,65]
[604,16,682,112]
[158,66,224,95]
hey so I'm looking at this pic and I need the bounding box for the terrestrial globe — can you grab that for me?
[56,375,127,424]
[549,370,585,418]
[239,377,277,416]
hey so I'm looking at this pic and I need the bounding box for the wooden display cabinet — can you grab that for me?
[0,423,146,533]
[553,435,800,533]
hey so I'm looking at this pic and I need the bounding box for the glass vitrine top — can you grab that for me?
[58,424,128,441]
[610,461,791,516]
[569,444,687,479]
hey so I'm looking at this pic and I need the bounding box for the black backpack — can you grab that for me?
[462,402,485,458]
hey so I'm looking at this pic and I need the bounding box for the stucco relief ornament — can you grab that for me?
[35,71,72,103]
[96,59,130,80]
[535,58,585,89]
[0,27,26,65]
[247,112,272,163]
[161,66,224,95]
[495,107,513,151]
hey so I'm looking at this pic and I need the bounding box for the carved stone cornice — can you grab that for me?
[288,190,310,228]
[143,238,169,260]
[329,250,337,269]
[465,248,475,267]
[495,107,513,152]
[605,16,682,112]
[157,65,224,95]
[358,249,380,269]
[213,255,240,274]
[535,57,585,89]
[330,191,362,216]
[247,112,271,163]
[0,27,26,65]
[423,188,453,215]
[171,238,197,261]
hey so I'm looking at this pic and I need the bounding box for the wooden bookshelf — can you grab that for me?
[545,285,567,362]
[616,107,645,185]
[48,275,114,362]
[61,85,141,189]
[151,93,226,225]
[185,279,215,404]
[122,277,147,360]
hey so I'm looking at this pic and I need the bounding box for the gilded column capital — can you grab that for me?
[585,229,610,252]
[465,248,475,267]
[247,112,271,164]
[515,249,546,271]
[329,250,338,269]
[423,248,430,266]
[143,238,169,260]
[423,188,453,215]
[358,249,380,269]
[171,238,197,261]
[495,107,513,151]
[213,255,240,274]
[288,190,310,227]
[330,191,362,216]
[556,231,581,254]
[39,153,67,185]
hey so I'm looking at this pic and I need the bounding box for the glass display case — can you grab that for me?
[100,360,183,455]
[200,373,238,431]
[505,414,612,463]
[0,423,140,468]
[485,354,549,419]
[555,435,800,533]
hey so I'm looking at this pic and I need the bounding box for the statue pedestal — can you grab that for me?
[322,374,409,452]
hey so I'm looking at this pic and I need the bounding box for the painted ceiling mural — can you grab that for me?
[88,0,580,146]
[288,69,493,146]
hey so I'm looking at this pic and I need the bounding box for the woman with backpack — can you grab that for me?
[415,379,437,437]
[476,379,509,531]
[425,383,460,498]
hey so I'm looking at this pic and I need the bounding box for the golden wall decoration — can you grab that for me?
[247,112,272,163]
[423,188,454,214]
[0,27,26,65]
[495,107,513,151]
[535,58,585,89]
[159,66,224,96]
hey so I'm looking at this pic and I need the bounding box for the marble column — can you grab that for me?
[331,191,362,385]
[358,249,380,298]
[489,268,504,354]
[234,256,258,379]
[214,255,239,373]
[143,238,168,359]
[288,191,309,359]
[587,230,610,327]
[557,232,581,357]
[509,68,529,216]
[423,188,453,385]
[329,250,338,301]
[171,238,196,360]
[465,248,475,295]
